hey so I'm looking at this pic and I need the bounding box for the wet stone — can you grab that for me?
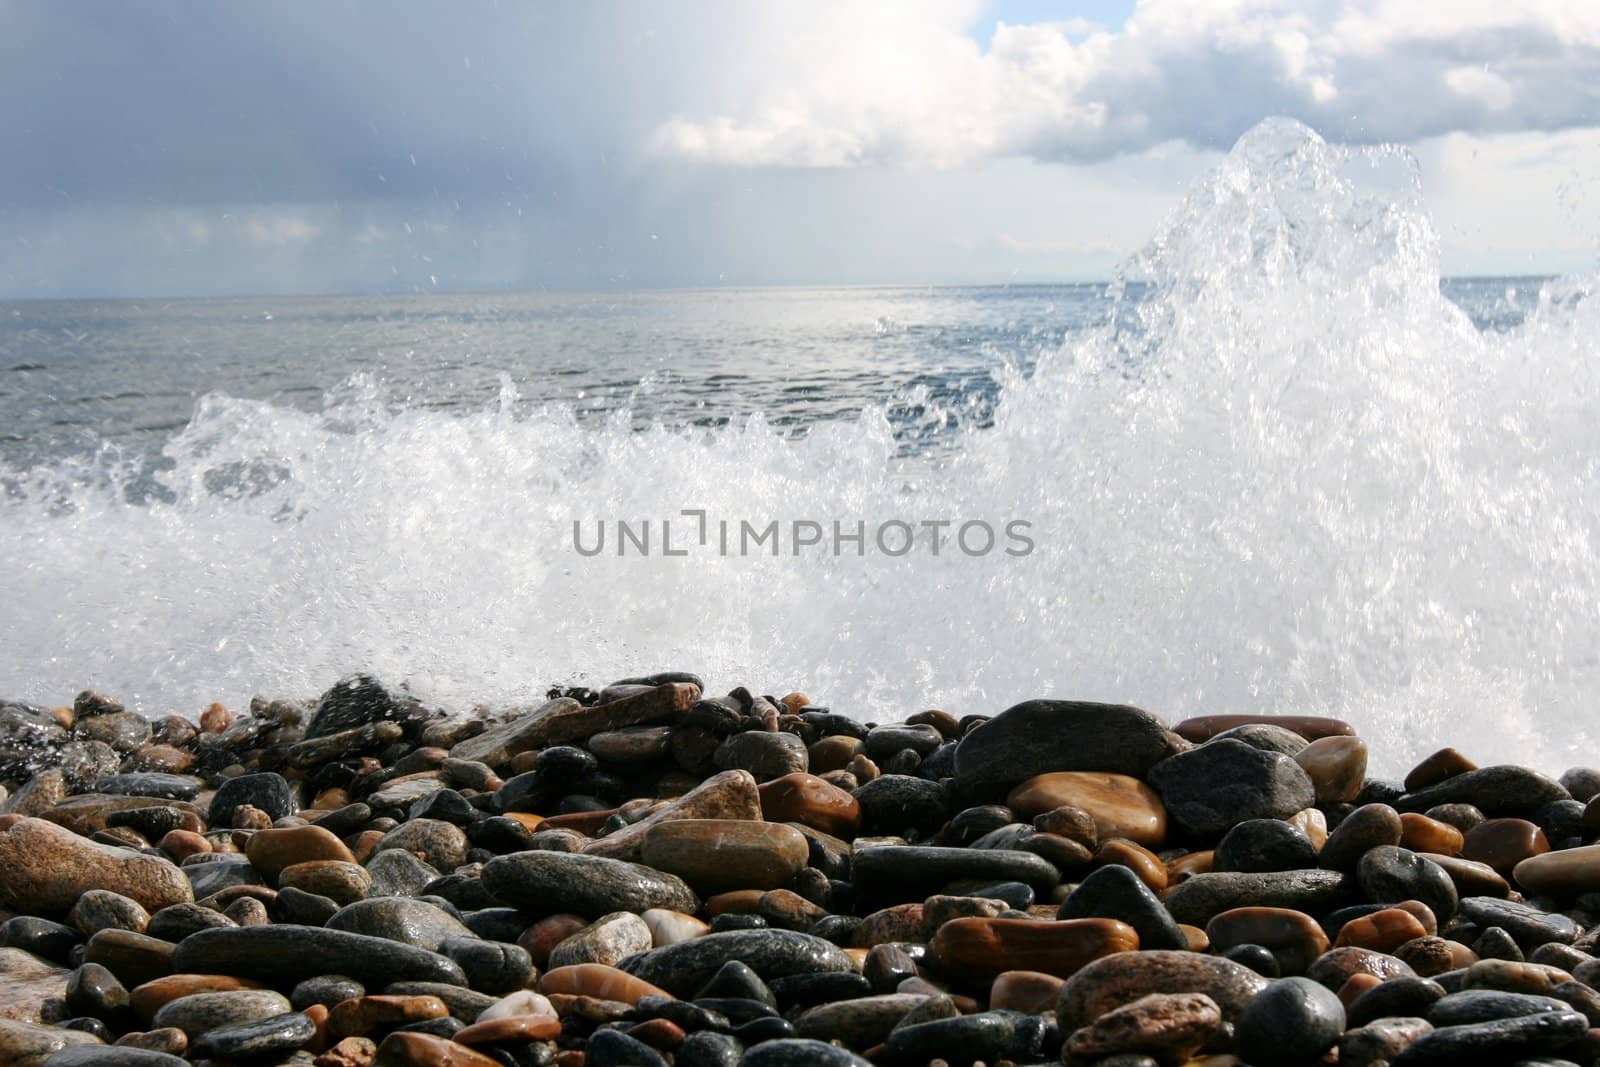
[1346,975,1447,1028]
[325,898,476,952]
[882,1011,1017,1066]
[1428,989,1569,1026]
[1214,817,1319,873]
[86,773,198,801]
[793,993,928,1049]
[1205,906,1330,977]
[738,1038,872,1066]
[1387,1009,1589,1065]
[171,925,467,988]
[953,700,1182,798]
[931,916,1139,979]
[0,817,194,914]
[1342,1017,1435,1067]
[1057,950,1270,1027]
[1146,739,1317,836]
[850,844,1059,907]
[1398,766,1570,819]
[190,1009,318,1059]
[1462,818,1551,875]
[1307,946,1417,990]
[66,890,150,937]
[480,851,697,917]
[1456,897,1578,950]
[1058,863,1188,950]
[852,775,948,837]
[150,988,293,1037]
[1236,976,1347,1067]
[1359,846,1459,921]
[1163,869,1352,927]
[619,929,856,997]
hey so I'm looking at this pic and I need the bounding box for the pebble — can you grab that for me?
[1057,950,1271,1027]
[1003,771,1168,846]
[714,731,808,782]
[244,825,355,878]
[638,819,809,893]
[150,988,293,1037]
[1174,714,1354,741]
[0,818,193,913]
[1462,817,1551,875]
[1341,1016,1435,1067]
[1295,736,1369,804]
[849,844,1059,907]
[1146,739,1317,836]
[1513,843,1600,895]
[1397,766,1571,818]
[1058,863,1189,950]
[792,993,928,1049]
[323,898,476,951]
[952,700,1183,796]
[1357,846,1458,920]
[1387,1009,1589,1065]
[547,911,653,968]
[757,774,861,837]
[480,850,698,917]
[930,916,1139,978]
[1163,869,1352,926]
[1064,990,1222,1061]
[1214,817,1319,873]
[1236,976,1347,1067]
[619,929,857,997]
[1205,906,1330,976]
[580,769,761,862]
[171,925,467,987]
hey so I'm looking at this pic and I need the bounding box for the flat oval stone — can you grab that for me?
[88,773,199,801]
[619,930,856,997]
[954,700,1182,797]
[1400,813,1465,856]
[639,820,809,894]
[757,774,861,838]
[1397,767,1570,819]
[1387,1009,1588,1065]
[1346,975,1447,1028]
[150,988,293,1037]
[1295,736,1369,805]
[1405,748,1478,792]
[1058,950,1270,1027]
[0,1019,101,1066]
[1236,976,1347,1067]
[1004,772,1167,846]
[1462,819,1550,875]
[1064,990,1222,1061]
[1456,898,1579,950]
[738,1038,872,1066]
[171,925,467,987]
[0,817,194,914]
[1174,715,1354,742]
[1307,947,1416,990]
[990,970,1066,1014]
[547,912,654,969]
[278,860,371,904]
[849,845,1060,907]
[1214,818,1319,873]
[244,825,355,878]
[1358,846,1458,921]
[1321,804,1405,872]
[1206,907,1330,977]
[930,916,1139,979]
[1147,740,1316,836]
[324,898,476,951]
[371,1031,505,1067]
[792,993,929,1049]
[453,1013,561,1045]
[189,1009,317,1059]
[37,1047,190,1067]
[480,851,698,918]
[882,1011,1018,1065]
[1337,908,1431,953]
[129,974,268,1022]
[1513,844,1600,895]
[1164,869,1353,927]
[1420,853,1510,898]
[538,963,670,1004]
[1428,989,1569,1026]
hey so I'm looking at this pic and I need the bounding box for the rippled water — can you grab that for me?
[1,119,1595,774]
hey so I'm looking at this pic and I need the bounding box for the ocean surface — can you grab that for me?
[2,120,1596,773]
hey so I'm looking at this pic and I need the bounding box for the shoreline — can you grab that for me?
[2,673,1599,1065]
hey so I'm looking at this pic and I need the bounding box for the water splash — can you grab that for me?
[2,119,1596,774]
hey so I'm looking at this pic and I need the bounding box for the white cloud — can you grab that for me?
[651,0,1600,168]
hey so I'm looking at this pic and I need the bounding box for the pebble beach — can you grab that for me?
[2,674,1600,1067]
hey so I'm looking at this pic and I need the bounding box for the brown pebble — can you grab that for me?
[115,1027,189,1055]
[371,1032,504,1067]
[453,1015,562,1045]
[623,1017,686,1050]
[519,914,590,968]
[807,735,862,774]
[1400,813,1465,856]
[1064,990,1223,1062]
[159,829,211,863]
[758,773,862,837]
[1335,908,1430,953]
[1093,838,1168,893]
[539,964,672,1004]
[1205,907,1329,976]
[929,916,1139,979]
[1337,971,1385,1007]
[1173,714,1354,742]
[244,824,355,877]
[1032,805,1099,848]
[328,995,450,1041]
[1295,736,1368,804]
[1405,747,1477,792]
[316,1036,378,1067]
[1166,850,1215,883]
[989,969,1065,1014]
[1461,818,1550,875]
[131,973,267,1022]
[1395,934,1469,976]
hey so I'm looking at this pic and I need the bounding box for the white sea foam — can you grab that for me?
[2,119,1596,773]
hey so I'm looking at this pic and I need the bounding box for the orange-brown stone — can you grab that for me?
[1462,818,1550,875]
[1205,907,1329,977]
[1335,908,1430,953]
[1513,844,1600,895]
[1404,747,1477,792]
[328,995,450,1041]
[639,819,810,894]
[758,773,861,837]
[1400,813,1465,857]
[372,1031,504,1067]
[989,970,1066,1014]
[539,964,671,1005]
[452,1015,561,1045]
[1005,772,1167,847]
[1093,839,1168,894]
[244,824,355,878]
[131,974,267,1022]
[1173,715,1354,742]
[929,917,1138,979]
[1294,736,1368,804]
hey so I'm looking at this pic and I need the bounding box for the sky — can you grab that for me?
[1,0,1597,299]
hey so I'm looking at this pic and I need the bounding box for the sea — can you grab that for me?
[2,120,1596,774]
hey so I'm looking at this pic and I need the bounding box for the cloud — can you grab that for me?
[651,0,1600,168]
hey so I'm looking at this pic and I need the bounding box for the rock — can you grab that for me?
[1211,723,1312,756]
[930,916,1138,979]
[76,712,151,753]
[1455,897,1579,950]
[641,909,709,947]
[1358,846,1459,920]
[65,891,149,937]
[1163,869,1352,926]
[853,775,948,836]
[1003,772,1167,846]
[1306,946,1416,990]
[757,774,861,838]
[63,961,128,1021]
[1514,845,1600,896]
[1346,976,1447,1028]
[0,818,193,914]
[171,925,467,987]
[244,825,355,878]
[85,773,197,801]
[738,1038,871,1066]
[375,819,469,872]
[0,947,70,1022]
[278,860,371,904]
[1341,1017,1435,1067]
[454,685,696,767]
[539,962,670,1004]
[287,722,404,770]
[208,773,297,829]
[150,988,293,1037]
[1214,818,1319,873]
[128,973,269,1022]
[0,1018,101,1067]
[954,700,1182,797]
[1147,739,1316,836]
[714,732,807,782]
[793,994,928,1049]
[437,938,530,995]
[587,1028,669,1067]
[371,1031,504,1066]
[1401,813,1466,856]
[1407,748,1479,792]
[850,845,1059,908]
[40,1047,190,1067]
[1387,1010,1589,1065]
[1235,976,1346,1067]
[639,819,809,894]
[1336,907,1431,953]
[581,770,762,862]
[547,912,653,969]
[1174,715,1354,742]
[1295,736,1369,804]
[481,851,698,917]
[1321,804,1406,871]
[366,850,442,898]
[1422,853,1510,899]
[1462,818,1550,875]
[1428,989,1569,1026]
[619,930,856,997]
[1204,907,1330,976]
[990,969,1065,1013]
[1057,950,1270,1027]
[1397,767,1570,818]
[189,1010,317,1060]
[1057,864,1189,950]
[324,898,476,951]
[881,1011,1018,1066]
